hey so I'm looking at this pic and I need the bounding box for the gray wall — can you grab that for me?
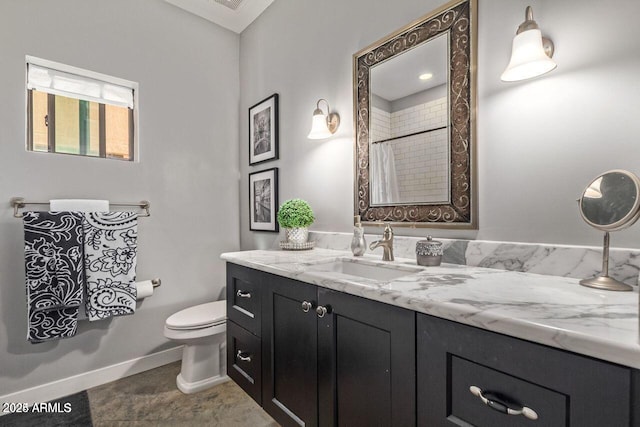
[239,0,640,249]
[391,84,447,113]
[0,1,239,395]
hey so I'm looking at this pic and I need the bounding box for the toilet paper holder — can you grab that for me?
[135,279,160,301]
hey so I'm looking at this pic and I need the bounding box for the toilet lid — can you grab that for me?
[166,300,226,330]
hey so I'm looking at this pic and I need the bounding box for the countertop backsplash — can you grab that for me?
[305,231,640,287]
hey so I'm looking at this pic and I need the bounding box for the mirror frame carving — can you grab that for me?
[353,0,477,229]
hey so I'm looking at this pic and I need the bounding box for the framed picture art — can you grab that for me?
[249,93,279,165]
[249,167,279,232]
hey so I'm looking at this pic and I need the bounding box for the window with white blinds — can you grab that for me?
[26,56,137,161]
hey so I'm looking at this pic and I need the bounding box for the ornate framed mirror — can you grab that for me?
[353,0,477,228]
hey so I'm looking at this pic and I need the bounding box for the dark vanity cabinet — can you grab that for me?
[417,314,638,427]
[228,263,640,427]
[227,263,416,427]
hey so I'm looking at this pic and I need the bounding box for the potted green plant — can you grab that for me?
[277,198,315,244]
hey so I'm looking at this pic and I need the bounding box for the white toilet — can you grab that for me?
[164,300,229,394]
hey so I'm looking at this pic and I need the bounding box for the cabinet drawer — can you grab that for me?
[450,356,565,426]
[417,314,632,427]
[227,320,262,404]
[227,263,263,336]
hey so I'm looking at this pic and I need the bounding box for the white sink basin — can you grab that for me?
[306,258,422,281]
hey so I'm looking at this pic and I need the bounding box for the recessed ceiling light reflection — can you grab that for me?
[419,73,433,81]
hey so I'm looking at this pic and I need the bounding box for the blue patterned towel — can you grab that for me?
[83,212,138,321]
[23,212,84,343]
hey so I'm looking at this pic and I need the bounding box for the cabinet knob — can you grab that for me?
[469,386,538,420]
[236,350,252,363]
[316,305,330,318]
[236,290,252,298]
[301,301,313,313]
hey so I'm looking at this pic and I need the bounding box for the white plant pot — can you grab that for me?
[286,227,309,244]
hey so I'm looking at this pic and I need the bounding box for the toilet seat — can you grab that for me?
[166,300,226,331]
[164,322,226,341]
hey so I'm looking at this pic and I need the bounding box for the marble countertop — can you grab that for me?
[221,248,640,369]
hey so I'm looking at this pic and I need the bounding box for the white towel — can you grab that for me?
[83,212,138,321]
[50,199,109,212]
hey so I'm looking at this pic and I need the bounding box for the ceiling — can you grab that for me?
[371,34,448,102]
[165,0,274,34]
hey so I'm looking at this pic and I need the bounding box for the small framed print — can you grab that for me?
[249,93,279,165]
[249,167,279,232]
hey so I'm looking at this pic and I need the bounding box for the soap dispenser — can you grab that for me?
[351,215,366,256]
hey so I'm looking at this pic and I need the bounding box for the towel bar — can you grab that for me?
[9,197,151,218]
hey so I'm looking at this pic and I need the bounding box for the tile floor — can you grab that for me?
[88,361,278,426]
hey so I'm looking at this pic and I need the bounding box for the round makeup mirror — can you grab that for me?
[578,169,640,291]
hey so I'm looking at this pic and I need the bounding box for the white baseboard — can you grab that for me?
[0,346,183,410]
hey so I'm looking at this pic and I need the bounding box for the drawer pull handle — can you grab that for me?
[301,301,313,313]
[316,305,331,318]
[236,290,252,298]
[236,350,252,362]
[469,386,538,421]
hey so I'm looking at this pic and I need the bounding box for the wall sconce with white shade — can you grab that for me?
[501,6,556,82]
[307,99,340,139]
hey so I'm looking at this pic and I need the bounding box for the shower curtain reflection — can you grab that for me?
[370,142,400,205]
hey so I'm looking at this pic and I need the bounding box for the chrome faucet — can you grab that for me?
[369,223,394,261]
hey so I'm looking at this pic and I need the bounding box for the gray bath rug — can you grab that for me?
[0,391,92,426]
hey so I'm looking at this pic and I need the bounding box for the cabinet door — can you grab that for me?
[317,288,416,427]
[417,313,632,427]
[262,275,318,427]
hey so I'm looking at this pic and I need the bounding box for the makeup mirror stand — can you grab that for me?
[579,231,632,291]
[578,169,640,292]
